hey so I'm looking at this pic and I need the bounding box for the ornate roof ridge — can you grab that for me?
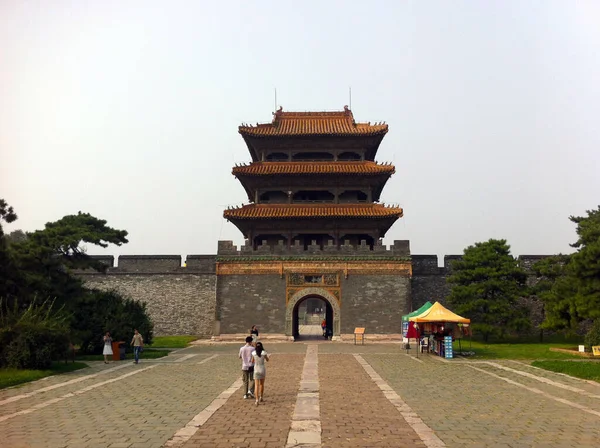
[238,106,388,137]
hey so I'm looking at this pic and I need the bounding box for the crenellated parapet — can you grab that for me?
[78,255,217,274]
[517,255,552,273]
[216,239,410,259]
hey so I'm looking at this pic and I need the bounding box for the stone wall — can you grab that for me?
[410,255,460,308]
[79,255,217,337]
[216,274,287,334]
[341,275,410,334]
[77,253,559,337]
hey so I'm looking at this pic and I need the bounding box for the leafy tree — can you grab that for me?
[0,299,70,369]
[0,199,18,235]
[447,239,529,341]
[0,200,21,300]
[71,289,153,354]
[6,230,27,244]
[0,206,154,366]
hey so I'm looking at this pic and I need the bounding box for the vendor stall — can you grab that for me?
[408,302,471,359]
[402,301,432,337]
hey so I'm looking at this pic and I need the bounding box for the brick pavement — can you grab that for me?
[0,353,241,448]
[182,354,304,448]
[365,354,600,447]
[2,344,600,447]
[319,354,426,447]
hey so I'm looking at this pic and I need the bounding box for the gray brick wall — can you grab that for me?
[217,275,287,334]
[83,274,216,336]
[341,275,410,334]
[76,252,560,337]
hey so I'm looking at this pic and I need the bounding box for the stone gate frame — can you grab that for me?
[286,287,341,340]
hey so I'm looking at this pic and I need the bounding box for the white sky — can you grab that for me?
[1,1,599,262]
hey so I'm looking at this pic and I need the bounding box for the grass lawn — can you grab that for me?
[76,349,170,361]
[150,335,198,348]
[532,360,600,382]
[454,340,581,360]
[0,362,88,390]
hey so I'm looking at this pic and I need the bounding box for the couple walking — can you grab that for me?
[102,329,144,364]
[239,335,269,406]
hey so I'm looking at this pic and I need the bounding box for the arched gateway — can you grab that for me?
[286,287,340,340]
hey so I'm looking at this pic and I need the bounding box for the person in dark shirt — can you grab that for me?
[251,325,259,346]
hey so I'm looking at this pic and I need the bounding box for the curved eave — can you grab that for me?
[223,204,403,220]
[238,128,389,138]
[232,162,395,177]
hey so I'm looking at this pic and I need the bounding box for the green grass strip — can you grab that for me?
[531,360,600,382]
[0,362,88,390]
[76,349,170,361]
[150,335,198,348]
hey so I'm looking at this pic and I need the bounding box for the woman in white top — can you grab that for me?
[103,332,113,364]
[251,342,269,406]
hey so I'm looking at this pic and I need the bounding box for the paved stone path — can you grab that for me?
[319,354,426,447]
[1,343,600,447]
[181,354,303,448]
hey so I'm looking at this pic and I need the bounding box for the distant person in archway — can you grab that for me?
[321,319,327,337]
[251,325,259,346]
[103,332,113,364]
[252,342,269,406]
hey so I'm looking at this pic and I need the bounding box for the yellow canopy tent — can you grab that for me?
[409,301,471,357]
[408,301,470,324]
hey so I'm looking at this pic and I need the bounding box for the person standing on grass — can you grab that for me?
[131,329,144,364]
[103,332,113,364]
[239,336,255,399]
[252,341,269,406]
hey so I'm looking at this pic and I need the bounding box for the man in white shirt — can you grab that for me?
[239,336,255,399]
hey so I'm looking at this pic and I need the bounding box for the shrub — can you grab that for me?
[71,289,153,354]
[584,320,600,348]
[0,299,70,369]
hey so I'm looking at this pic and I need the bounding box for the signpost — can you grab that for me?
[444,336,453,359]
[592,346,600,357]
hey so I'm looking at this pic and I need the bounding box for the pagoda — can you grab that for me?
[224,106,403,249]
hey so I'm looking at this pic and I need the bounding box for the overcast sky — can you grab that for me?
[1,1,599,262]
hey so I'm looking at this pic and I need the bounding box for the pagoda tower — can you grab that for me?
[224,106,403,249]
[217,107,411,340]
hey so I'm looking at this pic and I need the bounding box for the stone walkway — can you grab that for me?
[1,343,600,447]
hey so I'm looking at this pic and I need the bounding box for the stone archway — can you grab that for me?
[286,287,341,340]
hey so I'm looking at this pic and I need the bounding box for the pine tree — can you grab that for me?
[447,239,529,341]
[568,206,600,321]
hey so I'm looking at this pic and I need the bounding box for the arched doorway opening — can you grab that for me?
[286,287,340,340]
[293,296,333,340]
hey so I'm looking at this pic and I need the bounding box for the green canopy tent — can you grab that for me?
[402,301,433,337]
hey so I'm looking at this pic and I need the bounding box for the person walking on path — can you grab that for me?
[103,332,113,364]
[251,325,259,346]
[252,341,269,406]
[321,319,327,338]
[239,336,255,399]
[131,329,144,364]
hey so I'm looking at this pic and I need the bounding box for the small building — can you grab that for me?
[217,107,412,339]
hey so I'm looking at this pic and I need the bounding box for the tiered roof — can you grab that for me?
[238,107,388,138]
[232,161,395,177]
[227,107,402,239]
[223,203,403,220]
